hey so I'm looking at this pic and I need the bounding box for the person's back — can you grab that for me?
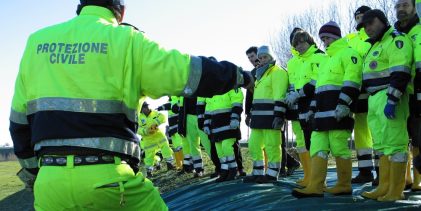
[10,2,253,210]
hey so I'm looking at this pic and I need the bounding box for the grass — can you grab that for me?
[0,161,24,200]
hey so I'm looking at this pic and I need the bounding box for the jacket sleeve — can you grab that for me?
[228,89,244,121]
[245,89,253,116]
[386,35,413,104]
[338,50,362,107]
[157,102,172,111]
[137,34,250,99]
[272,67,289,118]
[9,38,38,174]
[153,111,167,125]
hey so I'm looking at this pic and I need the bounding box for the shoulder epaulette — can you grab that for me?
[390,29,404,38]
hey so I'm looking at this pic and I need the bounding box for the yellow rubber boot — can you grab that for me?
[296,151,312,187]
[362,156,390,199]
[175,150,184,170]
[378,161,406,201]
[291,155,327,198]
[412,148,421,191]
[325,158,352,195]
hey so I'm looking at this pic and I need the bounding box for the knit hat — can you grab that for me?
[257,45,274,59]
[318,21,342,39]
[362,9,389,26]
[354,6,371,18]
[289,27,303,45]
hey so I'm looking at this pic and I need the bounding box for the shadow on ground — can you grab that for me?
[0,189,34,211]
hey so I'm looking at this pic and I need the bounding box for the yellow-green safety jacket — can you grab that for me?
[395,16,421,117]
[157,96,180,137]
[346,28,372,113]
[138,110,166,139]
[362,27,413,107]
[205,89,244,141]
[314,38,362,131]
[286,48,300,120]
[294,45,326,123]
[250,62,288,129]
[9,6,248,171]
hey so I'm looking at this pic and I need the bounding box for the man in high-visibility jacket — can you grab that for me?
[204,88,244,182]
[243,45,288,183]
[9,1,253,210]
[360,9,413,201]
[292,21,362,198]
[157,96,185,170]
[394,0,421,192]
[288,30,327,187]
[138,102,174,176]
[414,0,421,178]
[283,28,304,178]
[346,6,376,185]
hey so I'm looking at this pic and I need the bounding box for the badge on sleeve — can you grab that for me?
[351,56,358,64]
[395,40,404,49]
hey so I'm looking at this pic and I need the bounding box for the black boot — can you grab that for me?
[256,175,278,183]
[194,168,204,178]
[279,168,287,178]
[216,169,229,182]
[225,167,238,181]
[210,171,220,178]
[166,162,175,170]
[351,169,374,184]
[238,169,247,177]
[243,175,259,183]
[287,159,300,176]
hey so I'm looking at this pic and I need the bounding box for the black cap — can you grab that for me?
[354,6,371,18]
[290,27,303,45]
[362,9,389,26]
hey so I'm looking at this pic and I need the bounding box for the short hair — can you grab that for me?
[292,31,316,48]
[246,46,258,55]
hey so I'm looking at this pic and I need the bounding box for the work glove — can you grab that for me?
[229,119,240,129]
[156,106,164,111]
[334,104,350,121]
[171,105,180,113]
[285,91,300,107]
[384,103,396,119]
[303,110,314,122]
[272,117,284,130]
[17,168,36,192]
[203,126,211,135]
[245,115,251,127]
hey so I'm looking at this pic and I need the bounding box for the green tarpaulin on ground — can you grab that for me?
[163,168,421,210]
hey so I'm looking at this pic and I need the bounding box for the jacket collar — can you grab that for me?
[79,6,118,25]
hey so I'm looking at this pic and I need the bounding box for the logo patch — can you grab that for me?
[351,56,358,64]
[369,61,378,69]
[372,51,379,56]
[141,119,146,124]
[395,40,404,49]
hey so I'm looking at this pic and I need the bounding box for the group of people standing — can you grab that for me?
[139,0,421,203]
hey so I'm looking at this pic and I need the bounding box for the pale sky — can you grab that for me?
[0,0,345,145]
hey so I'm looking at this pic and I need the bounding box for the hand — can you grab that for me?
[384,103,396,119]
[17,168,36,192]
[156,106,164,111]
[203,126,211,135]
[245,115,251,127]
[285,91,300,107]
[272,117,284,130]
[229,119,240,129]
[171,105,180,113]
[334,104,350,121]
